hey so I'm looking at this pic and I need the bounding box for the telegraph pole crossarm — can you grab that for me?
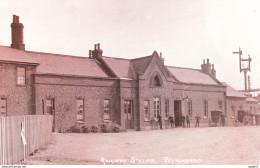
[232,47,252,91]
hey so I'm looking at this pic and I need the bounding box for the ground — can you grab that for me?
[21,126,260,165]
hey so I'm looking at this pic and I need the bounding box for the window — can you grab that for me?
[144,100,150,120]
[203,101,208,117]
[17,67,26,85]
[153,97,160,118]
[188,100,192,116]
[218,100,222,110]
[0,98,7,117]
[77,99,84,121]
[46,99,54,115]
[104,100,110,120]
[165,99,169,118]
[153,75,161,86]
[151,74,162,87]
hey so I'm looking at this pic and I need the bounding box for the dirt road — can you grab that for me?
[22,126,260,165]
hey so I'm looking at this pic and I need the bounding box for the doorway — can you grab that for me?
[174,100,182,127]
[124,100,133,129]
[45,99,55,131]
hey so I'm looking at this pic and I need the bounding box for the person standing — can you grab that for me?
[195,114,201,128]
[168,115,174,128]
[181,115,186,128]
[158,114,163,129]
[221,112,226,126]
[186,114,190,128]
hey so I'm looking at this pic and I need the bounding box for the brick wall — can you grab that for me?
[34,75,120,132]
[137,62,226,130]
[0,63,36,116]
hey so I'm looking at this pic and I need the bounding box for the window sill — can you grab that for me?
[77,120,85,124]
[103,119,112,123]
[164,118,169,120]
[144,118,150,122]
[16,84,26,87]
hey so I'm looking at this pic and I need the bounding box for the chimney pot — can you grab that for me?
[207,59,209,64]
[203,59,205,64]
[94,44,97,50]
[13,15,16,23]
[160,52,162,58]
[10,15,25,50]
[97,43,100,50]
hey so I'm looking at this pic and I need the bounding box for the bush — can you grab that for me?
[66,121,125,134]
[81,125,90,133]
[100,123,110,133]
[111,125,120,133]
[66,125,80,133]
[90,125,99,133]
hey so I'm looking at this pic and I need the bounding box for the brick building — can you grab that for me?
[0,15,227,131]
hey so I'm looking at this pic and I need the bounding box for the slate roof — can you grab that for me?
[239,91,259,103]
[131,56,153,75]
[167,66,219,85]
[102,56,131,78]
[246,97,259,103]
[26,51,109,78]
[222,82,246,98]
[0,46,38,65]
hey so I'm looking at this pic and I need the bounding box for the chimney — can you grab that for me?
[11,15,25,50]
[91,43,103,60]
[201,58,212,75]
[211,64,216,78]
[160,52,165,64]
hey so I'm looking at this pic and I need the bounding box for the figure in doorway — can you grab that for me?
[195,114,201,128]
[186,114,190,128]
[168,114,174,128]
[181,115,186,128]
[158,114,163,129]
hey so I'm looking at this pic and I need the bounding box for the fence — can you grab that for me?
[0,115,53,165]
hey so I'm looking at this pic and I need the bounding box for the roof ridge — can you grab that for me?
[26,50,91,60]
[166,65,201,71]
[102,56,131,61]
[130,55,152,61]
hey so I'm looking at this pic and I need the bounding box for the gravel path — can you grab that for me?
[22,126,260,165]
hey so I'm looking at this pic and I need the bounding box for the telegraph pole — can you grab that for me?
[232,48,252,91]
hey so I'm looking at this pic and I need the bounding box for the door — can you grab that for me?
[174,100,182,127]
[0,98,7,117]
[124,100,133,129]
[45,99,55,131]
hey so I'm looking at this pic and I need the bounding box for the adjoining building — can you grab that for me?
[1,15,228,131]
[224,82,259,125]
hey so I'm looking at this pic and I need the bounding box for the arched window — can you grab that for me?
[153,75,161,86]
[150,73,162,87]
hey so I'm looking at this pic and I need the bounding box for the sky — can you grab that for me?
[0,0,260,90]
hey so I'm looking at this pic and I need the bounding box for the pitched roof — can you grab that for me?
[239,91,259,103]
[0,46,38,65]
[167,66,219,85]
[246,97,259,103]
[27,51,109,78]
[131,55,153,74]
[102,56,131,78]
[222,82,246,98]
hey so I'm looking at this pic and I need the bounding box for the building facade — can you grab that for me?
[0,15,228,131]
